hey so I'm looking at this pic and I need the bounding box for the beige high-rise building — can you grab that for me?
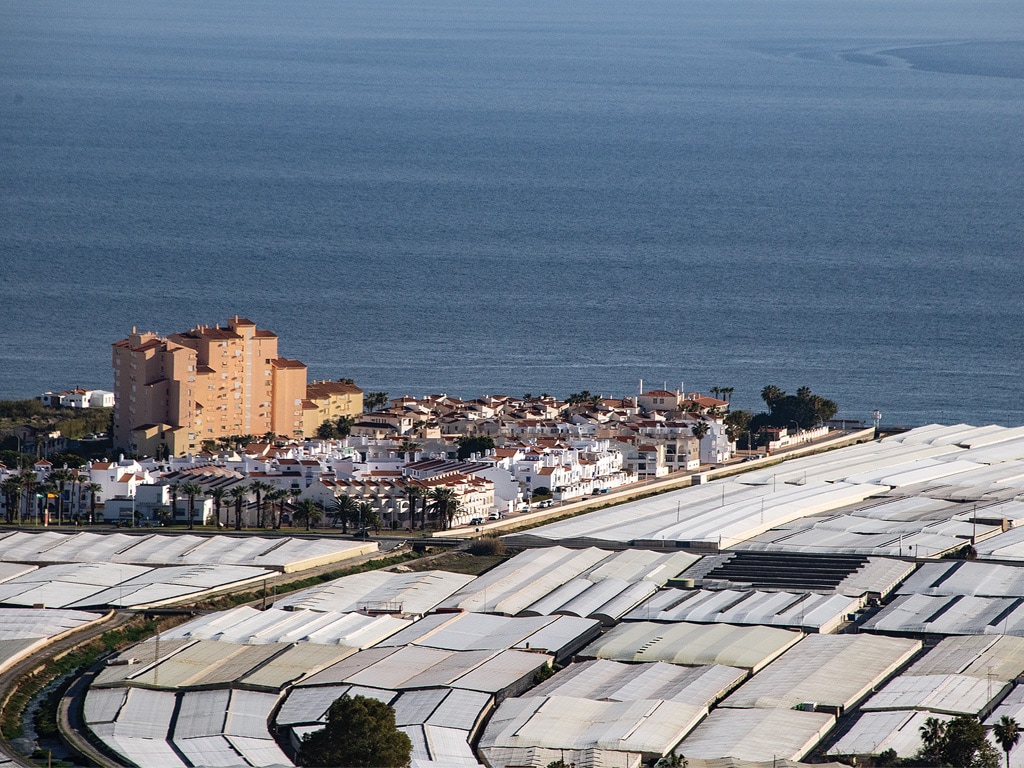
[112,317,307,456]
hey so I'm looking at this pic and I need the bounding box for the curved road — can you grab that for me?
[0,610,132,767]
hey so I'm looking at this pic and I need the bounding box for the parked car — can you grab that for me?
[488,512,503,520]
[470,517,484,526]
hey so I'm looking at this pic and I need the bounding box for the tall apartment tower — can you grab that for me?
[112,317,307,456]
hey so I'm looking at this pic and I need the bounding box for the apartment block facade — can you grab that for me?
[113,317,307,456]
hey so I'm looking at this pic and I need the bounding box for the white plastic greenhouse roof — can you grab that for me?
[480,694,707,758]
[905,634,1024,680]
[274,569,476,616]
[402,724,481,766]
[975,524,1024,560]
[984,686,1024,768]
[862,593,1024,636]
[861,673,1003,716]
[506,481,878,550]
[480,746,642,768]
[434,547,698,620]
[721,634,921,712]
[526,659,744,708]
[94,638,352,692]
[0,530,375,571]
[157,605,412,646]
[374,611,600,660]
[500,425,1024,556]
[0,607,102,640]
[678,707,836,762]
[898,560,1024,598]
[827,709,954,758]
[86,683,290,768]
[299,646,549,696]
[0,561,273,609]
[625,588,860,633]
[580,620,802,672]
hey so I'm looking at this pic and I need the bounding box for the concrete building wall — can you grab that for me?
[113,318,307,456]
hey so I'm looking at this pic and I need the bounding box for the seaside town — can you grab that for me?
[3,319,1024,768]
[2,316,836,531]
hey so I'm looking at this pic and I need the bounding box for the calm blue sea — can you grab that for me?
[1,0,1022,426]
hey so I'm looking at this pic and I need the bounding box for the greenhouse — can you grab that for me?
[580,620,802,672]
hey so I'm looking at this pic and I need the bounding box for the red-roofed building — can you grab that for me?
[113,316,308,456]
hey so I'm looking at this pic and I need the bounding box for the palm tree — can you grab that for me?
[209,486,228,528]
[181,482,203,530]
[405,485,423,530]
[760,385,785,407]
[332,493,357,534]
[993,716,1021,768]
[336,415,355,438]
[2,477,21,524]
[17,470,37,525]
[428,487,460,531]
[169,482,180,522]
[691,421,711,441]
[68,471,82,520]
[920,716,947,764]
[267,488,287,530]
[227,485,249,530]
[399,440,421,460]
[85,482,102,524]
[721,386,734,403]
[250,481,274,528]
[293,498,323,531]
[50,468,73,526]
[37,481,56,525]
[355,501,375,536]
[262,431,277,444]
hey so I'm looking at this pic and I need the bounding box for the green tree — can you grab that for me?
[299,694,411,768]
[293,498,324,531]
[761,385,785,406]
[332,493,357,534]
[266,488,288,530]
[993,716,1020,768]
[49,467,73,525]
[364,392,389,412]
[356,501,374,534]
[169,482,180,521]
[405,485,423,530]
[690,421,711,441]
[209,486,228,528]
[228,485,249,531]
[18,471,37,525]
[456,435,495,460]
[250,480,274,528]
[181,482,203,530]
[428,486,460,530]
[316,420,337,439]
[85,481,102,524]
[917,715,999,768]
[724,409,752,446]
[336,415,355,438]
[750,385,839,433]
[1,477,21,524]
[919,715,947,765]
[655,751,688,768]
